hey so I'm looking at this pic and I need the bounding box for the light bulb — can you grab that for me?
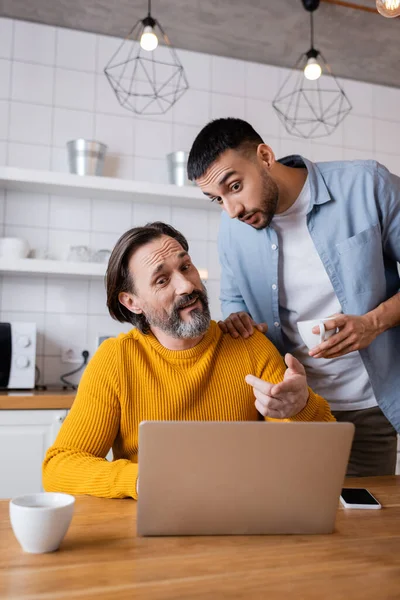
[140,25,158,51]
[304,57,322,81]
[376,0,400,17]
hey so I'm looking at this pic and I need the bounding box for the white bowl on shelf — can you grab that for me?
[0,237,30,259]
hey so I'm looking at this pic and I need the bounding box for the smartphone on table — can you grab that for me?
[340,488,381,509]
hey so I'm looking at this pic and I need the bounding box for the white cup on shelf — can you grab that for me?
[9,492,75,554]
[0,237,30,259]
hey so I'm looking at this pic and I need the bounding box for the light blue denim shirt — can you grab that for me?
[218,156,400,431]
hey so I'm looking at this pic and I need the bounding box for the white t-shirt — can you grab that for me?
[271,178,377,411]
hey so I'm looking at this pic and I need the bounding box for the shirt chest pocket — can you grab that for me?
[335,223,385,295]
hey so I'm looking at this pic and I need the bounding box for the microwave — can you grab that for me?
[0,322,37,389]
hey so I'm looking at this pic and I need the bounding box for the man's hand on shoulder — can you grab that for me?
[245,354,309,419]
[218,311,267,339]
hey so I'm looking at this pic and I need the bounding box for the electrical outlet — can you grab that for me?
[61,347,83,364]
[97,335,114,347]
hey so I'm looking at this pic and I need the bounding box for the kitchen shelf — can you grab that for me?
[0,258,208,280]
[0,258,106,278]
[0,166,218,210]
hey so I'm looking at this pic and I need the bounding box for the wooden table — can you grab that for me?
[1,477,399,599]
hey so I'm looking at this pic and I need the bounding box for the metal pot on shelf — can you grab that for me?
[67,139,108,176]
[166,151,194,187]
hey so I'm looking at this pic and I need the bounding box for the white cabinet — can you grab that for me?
[0,409,113,499]
[0,410,67,499]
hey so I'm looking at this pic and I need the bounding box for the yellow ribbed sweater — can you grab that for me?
[43,321,334,500]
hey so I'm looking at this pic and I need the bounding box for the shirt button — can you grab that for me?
[274,321,280,328]
[272,284,277,290]
[271,244,277,250]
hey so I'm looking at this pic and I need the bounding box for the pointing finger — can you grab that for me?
[245,374,274,396]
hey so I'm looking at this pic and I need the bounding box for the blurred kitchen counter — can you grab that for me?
[0,390,75,409]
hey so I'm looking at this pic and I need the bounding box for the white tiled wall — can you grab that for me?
[0,16,400,388]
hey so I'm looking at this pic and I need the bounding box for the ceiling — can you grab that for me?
[2,0,400,88]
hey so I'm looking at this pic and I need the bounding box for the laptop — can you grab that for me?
[136,421,354,536]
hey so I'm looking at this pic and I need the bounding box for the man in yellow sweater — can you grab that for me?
[43,222,334,500]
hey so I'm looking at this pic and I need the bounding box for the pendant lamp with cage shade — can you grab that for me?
[272,0,352,139]
[104,0,189,115]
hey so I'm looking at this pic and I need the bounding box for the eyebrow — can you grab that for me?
[150,251,189,280]
[202,170,238,197]
[218,170,238,186]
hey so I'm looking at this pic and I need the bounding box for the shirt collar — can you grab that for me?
[277,154,332,208]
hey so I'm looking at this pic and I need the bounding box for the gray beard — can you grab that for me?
[170,308,211,338]
[144,286,211,339]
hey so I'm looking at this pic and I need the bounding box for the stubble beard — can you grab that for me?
[250,172,279,230]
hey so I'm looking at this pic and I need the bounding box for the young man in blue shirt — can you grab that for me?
[187,117,400,477]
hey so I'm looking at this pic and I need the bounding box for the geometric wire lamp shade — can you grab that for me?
[104,2,189,115]
[272,52,352,139]
[272,0,352,139]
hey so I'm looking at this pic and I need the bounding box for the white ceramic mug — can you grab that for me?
[0,237,30,259]
[9,492,75,554]
[297,317,337,350]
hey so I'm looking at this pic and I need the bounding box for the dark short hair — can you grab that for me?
[106,222,189,332]
[187,118,264,181]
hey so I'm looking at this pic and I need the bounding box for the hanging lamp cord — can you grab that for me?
[310,11,315,50]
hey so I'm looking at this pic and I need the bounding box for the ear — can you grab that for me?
[118,292,143,315]
[256,144,275,170]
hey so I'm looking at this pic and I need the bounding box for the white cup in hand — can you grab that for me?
[9,492,75,554]
[297,317,337,350]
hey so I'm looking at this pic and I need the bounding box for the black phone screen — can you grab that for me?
[341,488,379,505]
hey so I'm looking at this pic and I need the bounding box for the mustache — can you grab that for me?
[239,211,255,222]
[174,289,206,311]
